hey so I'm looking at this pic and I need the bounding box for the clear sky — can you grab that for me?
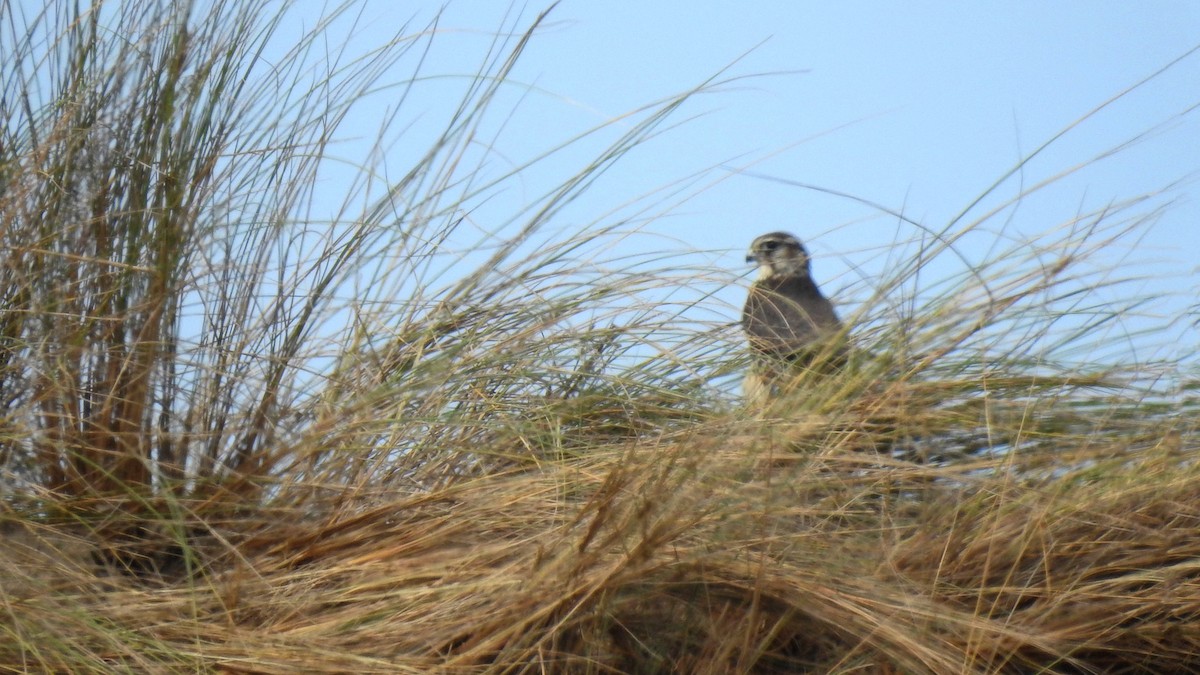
[41,0,1189,373]
[289,1,1200,369]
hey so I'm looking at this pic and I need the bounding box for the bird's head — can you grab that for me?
[746,231,812,280]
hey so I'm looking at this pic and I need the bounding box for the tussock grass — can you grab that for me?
[2,1,1199,673]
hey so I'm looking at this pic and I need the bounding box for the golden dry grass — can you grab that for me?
[4,399,1200,673]
[3,2,1199,673]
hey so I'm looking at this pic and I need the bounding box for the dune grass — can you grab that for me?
[1,1,1198,673]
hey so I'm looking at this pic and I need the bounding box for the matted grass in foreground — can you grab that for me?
[2,1,1199,673]
[4,411,1200,673]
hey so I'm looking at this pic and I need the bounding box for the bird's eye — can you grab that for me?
[763,241,778,250]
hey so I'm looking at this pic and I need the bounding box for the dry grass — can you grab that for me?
[5,416,1200,673]
[2,1,1199,673]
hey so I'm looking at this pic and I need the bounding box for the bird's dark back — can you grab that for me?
[742,274,841,361]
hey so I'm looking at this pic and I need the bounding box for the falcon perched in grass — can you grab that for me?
[742,231,842,402]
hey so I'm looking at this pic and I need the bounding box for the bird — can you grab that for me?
[741,231,843,402]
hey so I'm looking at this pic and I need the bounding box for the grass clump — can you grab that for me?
[1,1,1198,673]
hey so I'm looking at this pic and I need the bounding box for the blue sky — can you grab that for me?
[11,0,1190,390]
[292,2,1200,369]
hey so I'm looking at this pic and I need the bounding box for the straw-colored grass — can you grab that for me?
[2,1,1198,673]
[5,425,1200,673]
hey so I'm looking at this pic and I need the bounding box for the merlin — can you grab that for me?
[742,231,842,401]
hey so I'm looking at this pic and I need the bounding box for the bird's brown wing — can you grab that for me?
[742,276,840,362]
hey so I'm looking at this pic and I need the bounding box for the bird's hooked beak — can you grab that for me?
[747,251,774,280]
